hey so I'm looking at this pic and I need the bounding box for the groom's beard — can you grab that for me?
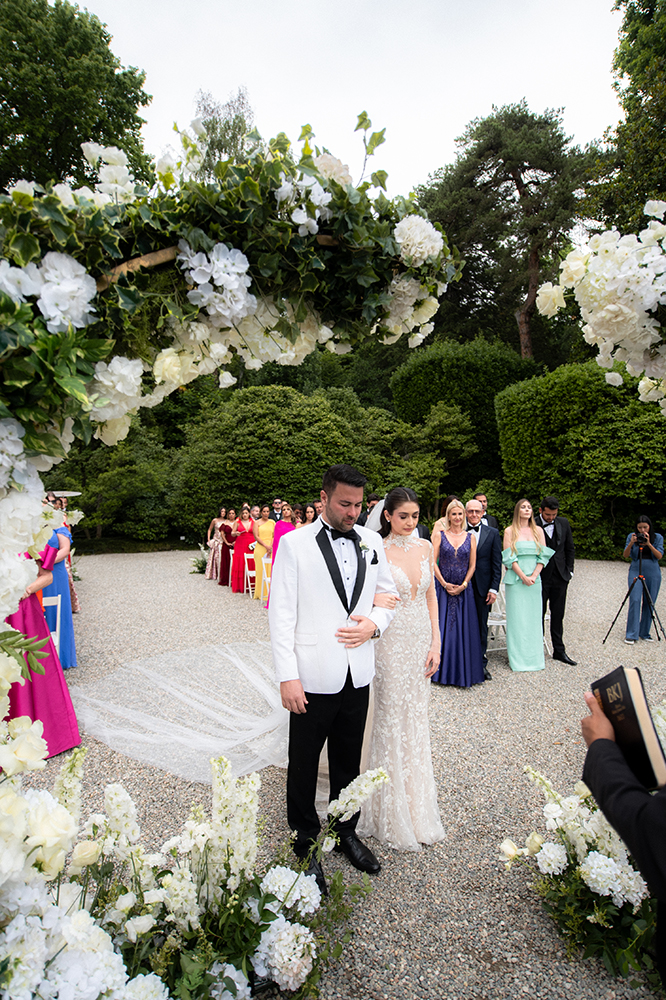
[323,507,359,533]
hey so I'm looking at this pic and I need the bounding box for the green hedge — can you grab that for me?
[495,362,666,557]
[390,338,539,483]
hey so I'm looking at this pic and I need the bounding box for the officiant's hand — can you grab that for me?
[581,691,615,747]
[336,616,377,648]
[281,680,308,714]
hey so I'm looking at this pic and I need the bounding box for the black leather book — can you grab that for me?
[591,666,666,790]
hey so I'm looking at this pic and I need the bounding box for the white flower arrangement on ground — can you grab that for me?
[0,733,387,999]
[536,200,666,411]
[500,766,654,979]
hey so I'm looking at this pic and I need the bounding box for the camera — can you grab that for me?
[636,532,649,545]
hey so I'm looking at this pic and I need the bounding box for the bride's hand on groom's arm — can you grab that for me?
[373,592,400,610]
[280,680,308,714]
[335,615,377,648]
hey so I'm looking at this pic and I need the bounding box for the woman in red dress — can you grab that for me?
[231,506,256,593]
[218,508,236,587]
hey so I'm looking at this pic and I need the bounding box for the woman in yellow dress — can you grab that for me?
[252,504,275,600]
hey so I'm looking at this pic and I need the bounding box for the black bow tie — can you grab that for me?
[328,526,359,542]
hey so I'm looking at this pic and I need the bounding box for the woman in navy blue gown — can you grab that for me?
[42,526,77,668]
[431,499,485,687]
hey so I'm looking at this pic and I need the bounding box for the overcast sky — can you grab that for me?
[87,0,624,195]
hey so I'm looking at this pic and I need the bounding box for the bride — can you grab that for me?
[359,487,445,851]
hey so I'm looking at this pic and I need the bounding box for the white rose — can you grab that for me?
[100,146,129,167]
[94,415,132,446]
[524,831,545,856]
[605,371,624,387]
[125,913,156,943]
[153,348,183,384]
[0,718,48,775]
[81,141,104,166]
[536,281,566,318]
[116,890,138,912]
[499,838,521,861]
[645,199,666,220]
[71,840,101,868]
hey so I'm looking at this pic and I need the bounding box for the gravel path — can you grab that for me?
[25,551,666,999]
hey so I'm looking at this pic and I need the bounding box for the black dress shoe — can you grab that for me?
[483,665,492,680]
[303,855,328,896]
[552,652,577,666]
[335,832,381,874]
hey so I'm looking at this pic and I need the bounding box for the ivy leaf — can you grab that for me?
[355,111,372,133]
[55,375,89,404]
[366,129,386,156]
[115,286,144,313]
[371,170,389,191]
[5,231,41,267]
[22,428,66,458]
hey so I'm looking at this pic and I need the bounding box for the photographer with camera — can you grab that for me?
[622,514,664,644]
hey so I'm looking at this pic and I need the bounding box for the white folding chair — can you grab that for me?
[244,552,256,596]
[42,594,61,657]
[260,555,272,601]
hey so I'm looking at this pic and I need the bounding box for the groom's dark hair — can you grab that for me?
[322,464,367,494]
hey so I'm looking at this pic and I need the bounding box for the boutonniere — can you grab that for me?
[359,541,370,560]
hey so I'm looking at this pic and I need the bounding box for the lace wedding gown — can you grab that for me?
[359,535,445,851]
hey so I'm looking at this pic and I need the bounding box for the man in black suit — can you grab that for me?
[357,493,380,527]
[269,497,283,521]
[474,493,499,530]
[535,495,576,665]
[466,499,502,681]
[581,693,666,987]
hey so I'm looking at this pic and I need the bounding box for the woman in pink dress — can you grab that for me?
[4,546,81,758]
[205,507,227,580]
[266,503,297,607]
[231,506,256,593]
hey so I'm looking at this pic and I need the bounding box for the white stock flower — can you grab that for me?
[314,153,353,186]
[328,767,389,822]
[535,842,568,875]
[393,215,443,266]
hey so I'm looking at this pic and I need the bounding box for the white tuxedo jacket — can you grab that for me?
[268,520,397,694]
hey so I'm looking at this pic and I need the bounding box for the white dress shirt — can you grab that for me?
[320,516,359,606]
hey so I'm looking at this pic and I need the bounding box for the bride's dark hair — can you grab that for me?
[379,487,419,537]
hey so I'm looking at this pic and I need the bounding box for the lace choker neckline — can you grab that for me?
[385,533,420,549]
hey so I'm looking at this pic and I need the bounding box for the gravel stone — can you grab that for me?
[23,551,665,998]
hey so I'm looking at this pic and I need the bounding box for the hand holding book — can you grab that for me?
[582,691,616,746]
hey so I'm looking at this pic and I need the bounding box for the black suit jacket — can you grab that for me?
[469,525,502,600]
[416,523,430,539]
[583,739,666,900]
[483,514,500,531]
[535,514,574,583]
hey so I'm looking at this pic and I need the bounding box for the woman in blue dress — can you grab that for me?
[42,525,77,668]
[431,499,485,687]
[502,499,551,672]
[623,514,664,644]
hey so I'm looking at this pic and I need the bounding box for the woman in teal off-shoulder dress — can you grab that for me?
[502,499,552,672]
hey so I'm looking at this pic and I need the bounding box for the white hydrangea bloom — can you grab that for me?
[36,251,98,333]
[393,215,443,266]
[252,913,316,992]
[178,240,257,329]
[314,153,352,186]
[124,972,173,1000]
[208,962,251,1000]
[260,865,322,917]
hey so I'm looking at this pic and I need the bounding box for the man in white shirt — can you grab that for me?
[269,464,397,893]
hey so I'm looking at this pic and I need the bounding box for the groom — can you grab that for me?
[268,464,397,893]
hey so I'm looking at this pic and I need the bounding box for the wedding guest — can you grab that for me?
[502,500,551,672]
[229,506,254,593]
[42,525,77,668]
[55,496,81,614]
[581,692,666,987]
[269,497,283,521]
[253,505,275,599]
[205,507,227,581]
[266,503,298,606]
[431,495,461,538]
[357,493,381,527]
[314,499,323,518]
[217,512,235,587]
[251,505,261,521]
[535,496,576,663]
[431,499,485,687]
[466,498,501,680]
[5,547,80,756]
[474,493,499,530]
[303,503,316,525]
[293,503,305,526]
[622,514,664,644]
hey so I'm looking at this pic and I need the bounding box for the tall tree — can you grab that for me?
[0,0,152,190]
[194,86,255,179]
[418,101,592,359]
[584,0,666,230]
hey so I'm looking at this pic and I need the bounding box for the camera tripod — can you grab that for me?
[603,543,666,643]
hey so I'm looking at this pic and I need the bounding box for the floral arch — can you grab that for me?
[0,119,462,622]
